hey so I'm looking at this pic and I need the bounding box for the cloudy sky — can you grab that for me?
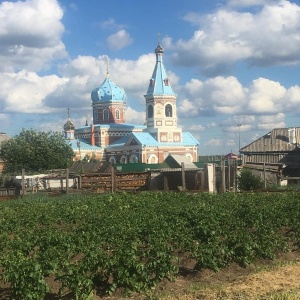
[1,0,300,155]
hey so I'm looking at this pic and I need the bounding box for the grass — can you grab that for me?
[260,289,300,300]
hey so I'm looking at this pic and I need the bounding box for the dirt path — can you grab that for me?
[216,262,300,299]
[153,252,300,300]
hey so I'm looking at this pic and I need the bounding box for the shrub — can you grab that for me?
[237,168,264,191]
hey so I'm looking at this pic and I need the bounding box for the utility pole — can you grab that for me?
[237,124,241,153]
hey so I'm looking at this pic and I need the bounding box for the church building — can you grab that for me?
[64,43,199,164]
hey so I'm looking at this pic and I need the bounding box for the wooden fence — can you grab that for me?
[0,188,20,200]
[80,171,150,192]
[2,161,241,198]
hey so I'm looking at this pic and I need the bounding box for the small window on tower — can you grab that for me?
[115,109,120,120]
[164,78,170,86]
[150,79,155,86]
[103,109,109,121]
[165,104,172,117]
[94,109,98,120]
[148,105,153,118]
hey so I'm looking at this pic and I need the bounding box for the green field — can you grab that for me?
[0,191,300,299]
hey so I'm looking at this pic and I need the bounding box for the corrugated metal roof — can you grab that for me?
[106,131,199,149]
[68,139,103,151]
[160,154,199,169]
[131,132,159,146]
[240,127,300,152]
[75,123,146,132]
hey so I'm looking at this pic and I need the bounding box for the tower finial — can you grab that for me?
[157,32,161,44]
[67,107,70,119]
[106,58,110,78]
[85,113,88,126]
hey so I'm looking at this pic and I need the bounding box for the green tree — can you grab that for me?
[237,167,264,191]
[0,129,74,174]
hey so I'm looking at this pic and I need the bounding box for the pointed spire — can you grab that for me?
[64,107,75,138]
[145,40,174,96]
[85,114,88,126]
[106,58,110,78]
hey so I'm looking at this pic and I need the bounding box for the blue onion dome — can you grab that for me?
[155,43,164,55]
[63,118,75,131]
[91,74,127,103]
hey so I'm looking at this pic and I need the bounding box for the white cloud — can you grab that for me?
[0,0,67,72]
[178,99,201,117]
[188,124,205,131]
[179,76,247,117]
[177,75,300,124]
[69,3,78,11]
[205,138,222,146]
[0,113,9,125]
[257,113,286,130]
[0,70,68,113]
[100,18,126,31]
[227,0,274,7]
[247,78,286,113]
[107,30,133,51]
[125,107,145,124]
[0,52,158,118]
[171,1,300,75]
[226,139,236,147]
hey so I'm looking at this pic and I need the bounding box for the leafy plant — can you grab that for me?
[237,167,264,191]
[0,191,299,298]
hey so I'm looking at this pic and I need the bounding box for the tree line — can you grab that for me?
[0,129,74,175]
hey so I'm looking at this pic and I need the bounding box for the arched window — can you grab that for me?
[147,105,153,118]
[103,109,109,121]
[109,156,117,164]
[130,154,139,163]
[165,104,172,117]
[147,154,158,164]
[164,78,170,86]
[186,153,193,162]
[115,109,120,120]
[120,155,127,164]
[93,109,98,120]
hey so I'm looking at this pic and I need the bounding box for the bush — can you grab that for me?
[237,168,264,191]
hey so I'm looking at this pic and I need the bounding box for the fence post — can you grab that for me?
[111,165,116,192]
[227,158,231,191]
[199,170,205,191]
[181,162,186,192]
[163,174,168,191]
[66,168,69,194]
[263,162,267,188]
[221,160,226,193]
[233,160,237,192]
[21,168,25,196]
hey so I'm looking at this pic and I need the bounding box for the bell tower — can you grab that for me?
[144,43,182,143]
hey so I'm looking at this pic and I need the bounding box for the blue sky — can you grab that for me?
[1,0,300,155]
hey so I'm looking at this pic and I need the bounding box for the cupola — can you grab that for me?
[91,72,126,103]
[92,68,126,124]
[64,108,75,140]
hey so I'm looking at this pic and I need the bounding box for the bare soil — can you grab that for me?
[151,251,300,300]
[0,251,299,300]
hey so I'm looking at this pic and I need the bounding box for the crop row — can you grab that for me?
[0,191,300,299]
